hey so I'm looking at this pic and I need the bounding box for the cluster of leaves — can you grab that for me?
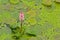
[0,0,60,40]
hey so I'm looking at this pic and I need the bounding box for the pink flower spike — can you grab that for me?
[19,11,24,21]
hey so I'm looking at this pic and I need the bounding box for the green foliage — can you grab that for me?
[42,0,52,6]
[55,0,60,3]
[0,23,12,40]
[10,0,20,4]
[0,0,60,40]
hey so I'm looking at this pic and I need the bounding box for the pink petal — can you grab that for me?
[19,11,24,21]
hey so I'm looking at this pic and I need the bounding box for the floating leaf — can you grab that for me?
[27,18,37,25]
[10,0,20,4]
[42,0,52,6]
[55,0,60,3]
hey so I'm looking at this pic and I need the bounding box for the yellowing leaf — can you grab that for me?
[55,0,60,3]
[27,18,36,25]
[27,11,36,17]
[10,0,19,4]
[42,0,52,6]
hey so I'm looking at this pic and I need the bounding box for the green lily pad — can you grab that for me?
[10,0,20,4]
[42,0,52,6]
[0,23,12,40]
[27,18,37,25]
[25,24,42,35]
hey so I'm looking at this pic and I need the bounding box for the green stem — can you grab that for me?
[20,20,25,37]
[20,20,23,33]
